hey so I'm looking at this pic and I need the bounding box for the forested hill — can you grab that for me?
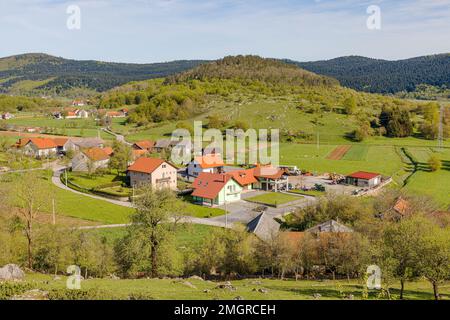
[293,53,450,94]
[0,53,205,97]
[167,55,338,87]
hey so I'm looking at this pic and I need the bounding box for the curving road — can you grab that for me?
[51,164,230,228]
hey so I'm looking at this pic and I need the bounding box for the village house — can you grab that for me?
[153,139,172,153]
[127,157,177,190]
[72,100,86,107]
[23,138,58,158]
[246,212,281,242]
[105,111,126,118]
[226,168,258,191]
[1,113,14,120]
[71,147,111,172]
[132,140,155,153]
[305,220,354,234]
[66,137,105,151]
[345,171,382,188]
[186,154,225,177]
[191,173,242,206]
[253,165,289,191]
[52,138,71,154]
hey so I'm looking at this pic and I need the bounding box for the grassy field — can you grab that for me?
[88,224,219,249]
[20,273,450,300]
[246,193,302,206]
[342,145,369,161]
[50,183,133,224]
[4,116,112,140]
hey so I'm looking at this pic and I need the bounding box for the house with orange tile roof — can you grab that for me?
[106,111,126,118]
[71,147,112,172]
[132,140,155,152]
[226,168,258,191]
[186,154,225,177]
[127,157,177,190]
[191,173,242,206]
[23,138,58,158]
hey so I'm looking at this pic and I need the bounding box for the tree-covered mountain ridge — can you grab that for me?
[294,53,450,94]
[0,53,206,97]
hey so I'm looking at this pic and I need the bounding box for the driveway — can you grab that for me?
[210,191,317,226]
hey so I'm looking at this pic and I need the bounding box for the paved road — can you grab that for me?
[51,164,230,228]
[52,165,134,208]
[102,128,132,146]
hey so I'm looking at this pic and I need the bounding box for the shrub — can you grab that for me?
[47,288,112,300]
[428,154,442,172]
[0,282,34,300]
[127,292,155,300]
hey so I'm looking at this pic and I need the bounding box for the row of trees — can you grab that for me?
[1,173,449,299]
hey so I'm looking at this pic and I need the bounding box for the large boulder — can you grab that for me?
[0,264,25,281]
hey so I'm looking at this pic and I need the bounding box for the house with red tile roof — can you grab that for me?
[132,140,155,152]
[72,147,112,172]
[191,173,242,206]
[23,138,58,158]
[345,171,382,188]
[127,157,177,190]
[226,168,258,191]
[186,154,225,177]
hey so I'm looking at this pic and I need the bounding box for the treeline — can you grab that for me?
[296,54,450,94]
[0,53,205,95]
[350,101,449,141]
[396,84,450,101]
[0,95,63,112]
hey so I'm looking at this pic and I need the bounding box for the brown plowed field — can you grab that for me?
[326,145,351,160]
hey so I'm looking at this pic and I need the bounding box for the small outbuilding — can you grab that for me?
[345,171,382,188]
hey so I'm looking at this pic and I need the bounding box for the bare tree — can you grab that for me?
[10,171,50,268]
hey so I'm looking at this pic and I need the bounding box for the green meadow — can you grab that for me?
[20,273,450,300]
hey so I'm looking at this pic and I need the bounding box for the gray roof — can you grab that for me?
[155,139,172,148]
[306,220,354,233]
[247,213,280,242]
[71,137,105,149]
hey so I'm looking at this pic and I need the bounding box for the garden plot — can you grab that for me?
[326,145,351,160]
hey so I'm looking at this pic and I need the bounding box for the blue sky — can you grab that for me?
[1,0,449,63]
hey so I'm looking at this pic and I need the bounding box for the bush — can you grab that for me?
[47,288,112,300]
[428,154,442,172]
[0,282,34,300]
[127,292,155,300]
